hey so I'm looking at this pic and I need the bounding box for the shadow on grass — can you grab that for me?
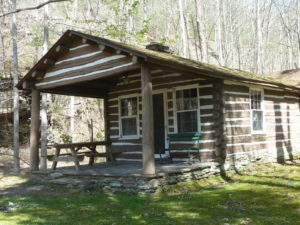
[0,174,300,225]
[252,174,300,182]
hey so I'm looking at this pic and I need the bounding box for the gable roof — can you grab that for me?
[17,30,300,92]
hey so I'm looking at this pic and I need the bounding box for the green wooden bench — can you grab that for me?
[161,132,203,163]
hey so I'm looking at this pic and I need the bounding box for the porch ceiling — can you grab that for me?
[18,31,142,97]
[38,68,141,98]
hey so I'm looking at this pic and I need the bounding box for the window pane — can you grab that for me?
[176,88,197,111]
[122,118,137,136]
[251,90,261,110]
[252,111,263,131]
[121,97,137,116]
[177,111,198,133]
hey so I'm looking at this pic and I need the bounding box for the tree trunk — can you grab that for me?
[194,0,208,62]
[72,0,78,19]
[296,1,300,68]
[0,2,5,74]
[215,0,224,66]
[143,0,147,26]
[256,0,264,74]
[127,0,134,32]
[179,0,187,57]
[11,0,20,174]
[40,3,49,170]
[30,89,40,171]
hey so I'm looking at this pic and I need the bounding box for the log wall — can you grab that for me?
[107,69,216,162]
[108,75,300,163]
[224,80,300,162]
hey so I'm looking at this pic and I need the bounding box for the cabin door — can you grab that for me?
[153,93,166,154]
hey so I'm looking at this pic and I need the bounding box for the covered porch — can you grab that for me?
[21,32,159,175]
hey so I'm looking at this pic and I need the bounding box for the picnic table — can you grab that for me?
[47,141,121,171]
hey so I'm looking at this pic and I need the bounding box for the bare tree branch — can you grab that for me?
[0,0,70,18]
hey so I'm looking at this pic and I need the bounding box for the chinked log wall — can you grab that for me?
[107,70,217,162]
[224,80,300,164]
[108,75,300,163]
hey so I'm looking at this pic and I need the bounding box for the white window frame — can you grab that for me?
[118,94,140,140]
[250,88,265,134]
[173,85,200,133]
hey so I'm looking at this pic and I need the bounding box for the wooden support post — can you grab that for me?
[141,60,156,175]
[51,147,60,170]
[103,98,109,142]
[29,89,40,171]
[103,97,111,161]
[70,147,80,171]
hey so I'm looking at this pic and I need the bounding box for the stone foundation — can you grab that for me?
[225,146,300,171]
[35,163,220,194]
[33,148,300,194]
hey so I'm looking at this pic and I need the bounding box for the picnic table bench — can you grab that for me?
[161,132,203,162]
[47,141,122,171]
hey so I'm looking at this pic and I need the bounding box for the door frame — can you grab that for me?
[153,89,168,158]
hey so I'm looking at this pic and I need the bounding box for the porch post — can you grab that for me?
[103,97,109,142]
[141,60,156,175]
[30,89,40,171]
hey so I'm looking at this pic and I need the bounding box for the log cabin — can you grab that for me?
[17,30,300,175]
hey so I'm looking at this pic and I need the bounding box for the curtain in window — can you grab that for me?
[250,90,263,131]
[176,88,198,133]
[120,97,138,136]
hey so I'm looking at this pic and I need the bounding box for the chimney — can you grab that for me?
[146,42,172,53]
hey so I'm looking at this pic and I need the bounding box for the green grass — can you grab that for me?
[0,161,300,225]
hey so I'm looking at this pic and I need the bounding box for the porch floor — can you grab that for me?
[33,160,219,177]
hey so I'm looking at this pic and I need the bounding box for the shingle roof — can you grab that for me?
[17,30,300,92]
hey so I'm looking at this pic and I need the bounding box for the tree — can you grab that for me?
[194,0,208,63]
[11,0,19,173]
[215,0,224,66]
[40,1,49,170]
[179,0,187,57]
[256,0,264,74]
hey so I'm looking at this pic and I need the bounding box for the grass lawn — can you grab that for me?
[0,161,299,225]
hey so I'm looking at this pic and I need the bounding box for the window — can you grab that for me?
[176,88,198,132]
[250,89,264,132]
[120,97,138,137]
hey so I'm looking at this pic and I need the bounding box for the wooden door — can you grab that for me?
[153,93,165,154]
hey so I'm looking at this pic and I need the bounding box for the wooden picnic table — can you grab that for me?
[48,141,118,171]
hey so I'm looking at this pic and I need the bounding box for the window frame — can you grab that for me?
[174,85,200,133]
[118,94,140,140]
[250,88,265,134]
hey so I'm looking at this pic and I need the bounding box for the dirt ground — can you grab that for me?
[0,155,53,196]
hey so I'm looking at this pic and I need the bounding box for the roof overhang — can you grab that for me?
[17,30,300,93]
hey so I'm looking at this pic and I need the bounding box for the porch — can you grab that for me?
[36,160,218,176]
[31,160,220,193]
